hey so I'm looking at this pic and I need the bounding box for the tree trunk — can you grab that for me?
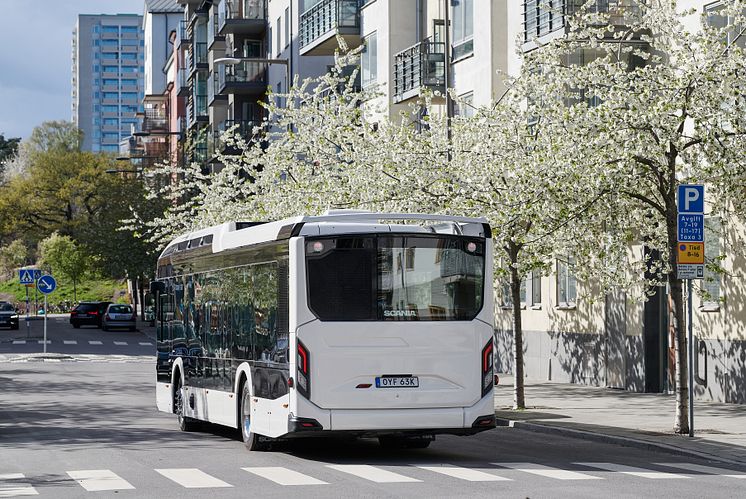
[508,242,525,410]
[667,197,689,434]
[139,275,146,321]
[73,278,77,302]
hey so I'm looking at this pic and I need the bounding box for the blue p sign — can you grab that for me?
[677,185,704,214]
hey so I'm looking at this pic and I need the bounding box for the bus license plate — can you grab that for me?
[375,376,419,388]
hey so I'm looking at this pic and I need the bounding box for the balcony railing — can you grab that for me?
[142,109,168,132]
[524,0,643,42]
[210,120,259,158]
[218,60,268,94]
[218,0,267,35]
[394,38,446,103]
[300,0,360,49]
[178,67,190,96]
[190,42,208,72]
[177,20,191,48]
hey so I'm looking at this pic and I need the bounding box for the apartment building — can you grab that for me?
[492,0,746,405]
[72,14,145,153]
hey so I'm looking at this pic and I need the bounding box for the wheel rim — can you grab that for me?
[175,385,185,421]
[241,389,251,439]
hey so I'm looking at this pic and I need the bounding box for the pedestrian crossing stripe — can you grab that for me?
[2,462,745,494]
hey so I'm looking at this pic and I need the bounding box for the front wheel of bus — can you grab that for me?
[240,382,267,451]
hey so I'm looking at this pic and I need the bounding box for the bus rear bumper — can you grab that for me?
[289,390,496,436]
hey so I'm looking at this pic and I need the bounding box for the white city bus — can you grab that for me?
[152,211,495,450]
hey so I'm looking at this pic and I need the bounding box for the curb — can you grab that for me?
[496,417,746,467]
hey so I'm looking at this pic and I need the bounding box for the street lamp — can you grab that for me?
[105,168,143,174]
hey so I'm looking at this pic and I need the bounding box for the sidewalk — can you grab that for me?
[494,375,746,466]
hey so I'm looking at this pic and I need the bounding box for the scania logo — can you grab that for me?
[383,310,417,317]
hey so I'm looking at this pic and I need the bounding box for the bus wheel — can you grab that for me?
[240,382,267,451]
[174,379,198,432]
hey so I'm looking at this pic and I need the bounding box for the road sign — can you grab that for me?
[37,275,57,295]
[18,269,34,285]
[32,269,42,281]
[677,184,704,213]
[677,214,704,242]
[678,264,704,279]
[678,242,704,264]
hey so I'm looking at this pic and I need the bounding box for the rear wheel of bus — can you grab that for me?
[240,381,268,451]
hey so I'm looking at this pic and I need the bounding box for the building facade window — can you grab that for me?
[524,0,564,42]
[500,276,527,309]
[452,0,474,59]
[702,217,722,308]
[276,17,282,56]
[556,256,577,307]
[531,269,542,306]
[456,92,474,117]
[285,7,290,48]
[361,32,377,87]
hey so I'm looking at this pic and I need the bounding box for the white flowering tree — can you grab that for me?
[524,0,746,433]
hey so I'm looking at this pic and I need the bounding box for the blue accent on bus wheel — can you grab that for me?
[244,418,251,436]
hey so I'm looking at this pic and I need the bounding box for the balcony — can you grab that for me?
[218,0,267,36]
[210,119,258,157]
[299,0,361,56]
[523,0,644,44]
[217,60,267,96]
[177,67,190,97]
[208,72,227,106]
[176,20,191,49]
[190,42,208,73]
[142,99,168,133]
[393,38,446,104]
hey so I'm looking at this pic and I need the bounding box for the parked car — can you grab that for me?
[0,302,19,330]
[70,301,112,328]
[102,303,136,332]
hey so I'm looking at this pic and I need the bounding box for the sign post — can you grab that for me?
[19,269,35,339]
[677,184,704,439]
[36,275,57,355]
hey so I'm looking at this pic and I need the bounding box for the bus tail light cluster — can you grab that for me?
[481,339,494,398]
[296,340,311,399]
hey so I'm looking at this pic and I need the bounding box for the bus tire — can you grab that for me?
[240,381,267,451]
[174,377,198,432]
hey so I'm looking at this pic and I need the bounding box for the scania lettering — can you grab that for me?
[152,211,496,451]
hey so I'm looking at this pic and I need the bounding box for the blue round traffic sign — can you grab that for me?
[37,275,57,294]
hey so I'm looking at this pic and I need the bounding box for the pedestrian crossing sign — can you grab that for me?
[18,269,34,285]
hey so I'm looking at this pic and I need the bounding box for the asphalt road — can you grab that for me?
[1,321,745,498]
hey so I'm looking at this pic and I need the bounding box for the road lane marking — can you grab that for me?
[36,340,50,345]
[139,342,153,346]
[0,473,38,497]
[242,467,328,485]
[326,465,421,483]
[12,340,25,345]
[494,463,602,480]
[114,341,128,346]
[63,340,77,345]
[417,465,510,481]
[575,463,689,479]
[655,462,746,478]
[155,469,232,488]
[67,470,135,491]
[88,341,103,345]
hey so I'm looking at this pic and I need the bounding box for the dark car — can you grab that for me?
[70,301,112,328]
[0,302,19,330]
[102,303,136,331]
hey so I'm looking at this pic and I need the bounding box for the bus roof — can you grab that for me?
[159,211,491,259]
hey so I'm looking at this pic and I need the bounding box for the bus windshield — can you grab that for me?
[306,234,485,321]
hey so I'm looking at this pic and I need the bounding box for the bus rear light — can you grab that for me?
[355,383,372,389]
[481,340,494,398]
[296,341,311,399]
[287,377,294,388]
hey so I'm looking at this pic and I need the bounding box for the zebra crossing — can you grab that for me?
[1,462,744,496]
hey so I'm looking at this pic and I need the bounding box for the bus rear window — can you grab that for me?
[306,235,485,321]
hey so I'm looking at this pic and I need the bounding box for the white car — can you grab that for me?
[101,304,136,331]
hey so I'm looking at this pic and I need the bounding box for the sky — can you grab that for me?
[0,0,146,141]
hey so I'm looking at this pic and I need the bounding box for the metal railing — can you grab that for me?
[177,20,191,47]
[219,0,266,31]
[394,37,446,100]
[219,60,268,88]
[190,42,208,71]
[300,0,360,48]
[178,67,189,92]
[524,0,643,42]
[142,109,168,132]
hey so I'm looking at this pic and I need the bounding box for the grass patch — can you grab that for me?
[0,276,128,306]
